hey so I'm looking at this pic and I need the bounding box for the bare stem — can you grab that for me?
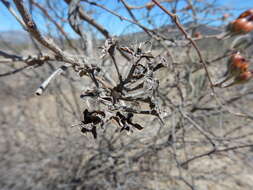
[152,0,215,93]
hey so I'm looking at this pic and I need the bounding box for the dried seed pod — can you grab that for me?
[237,9,253,19]
[193,32,202,39]
[223,71,253,88]
[223,9,253,38]
[146,2,154,10]
[214,52,250,87]
[227,9,253,35]
[230,18,249,33]
[184,5,193,11]
[226,52,248,77]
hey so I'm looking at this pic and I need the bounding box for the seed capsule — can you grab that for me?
[223,71,253,88]
[146,2,154,10]
[227,52,248,77]
[226,9,253,36]
[238,9,253,19]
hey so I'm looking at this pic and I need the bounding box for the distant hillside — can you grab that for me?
[0,30,31,45]
[0,23,223,50]
[118,23,222,46]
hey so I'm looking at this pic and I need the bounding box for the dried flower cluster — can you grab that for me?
[75,39,167,138]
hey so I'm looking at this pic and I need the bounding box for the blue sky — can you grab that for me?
[0,0,251,38]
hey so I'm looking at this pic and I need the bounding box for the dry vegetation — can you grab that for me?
[1,0,253,190]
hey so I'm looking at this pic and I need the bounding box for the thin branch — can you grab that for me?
[13,0,81,66]
[0,65,30,77]
[0,50,23,61]
[65,0,111,39]
[31,0,78,51]
[0,0,27,30]
[152,0,214,92]
[181,143,253,167]
[35,65,68,95]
